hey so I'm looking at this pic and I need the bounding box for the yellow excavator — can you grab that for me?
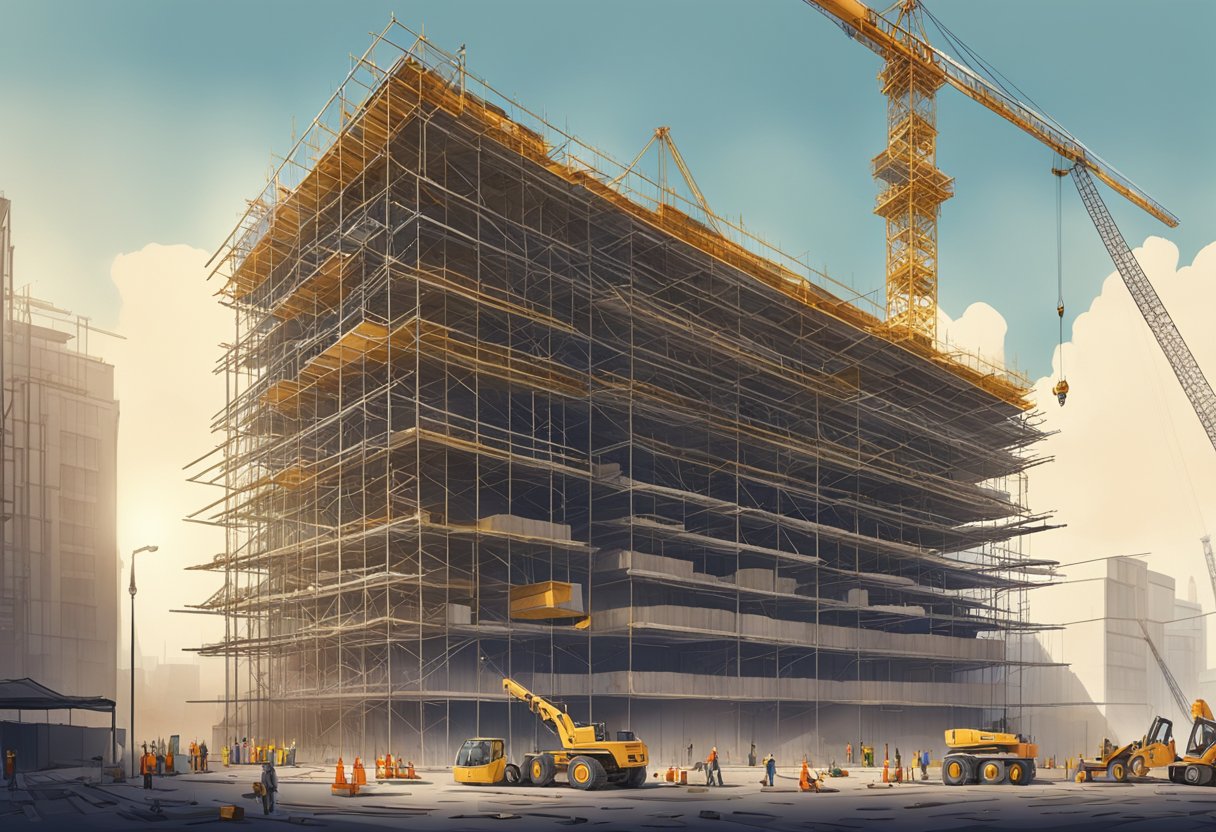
[452,678,649,790]
[941,729,1038,786]
[1169,700,1216,786]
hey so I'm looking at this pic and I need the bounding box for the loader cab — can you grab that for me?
[1147,716,1173,747]
[453,738,507,784]
[586,722,608,742]
[1185,718,1216,761]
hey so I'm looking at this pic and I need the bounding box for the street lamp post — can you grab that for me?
[128,544,159,778]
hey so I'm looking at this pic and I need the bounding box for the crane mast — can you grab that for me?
[803,0,1178,345]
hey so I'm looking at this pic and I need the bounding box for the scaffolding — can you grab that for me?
[190,22,1054,765]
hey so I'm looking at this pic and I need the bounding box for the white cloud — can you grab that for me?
[1027,236,1216,610]
[942,239,1216,615]
[108,243,228,677]
[939,301,1007,368]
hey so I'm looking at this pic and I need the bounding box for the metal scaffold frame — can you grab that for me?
[188,21,1053,765]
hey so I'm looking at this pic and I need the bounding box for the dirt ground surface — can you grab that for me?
[5,762,1216,831]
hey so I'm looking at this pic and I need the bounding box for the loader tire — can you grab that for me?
[567,756,607,791]
[942,756,970,786]
[1006,760,1030,786]
[529,754,557,787]
[621,766,648,788]
[1107,759,1128,783]
[503,764,521,785]
[1128,754,1148,778]
[1184,764,1213,786]
[979,760,1006,785]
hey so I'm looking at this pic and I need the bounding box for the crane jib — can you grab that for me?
[803,0,1178,228]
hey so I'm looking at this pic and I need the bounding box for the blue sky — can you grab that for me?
[0,0,1210,376]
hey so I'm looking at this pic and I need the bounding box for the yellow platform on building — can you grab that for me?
[509,581,585,620]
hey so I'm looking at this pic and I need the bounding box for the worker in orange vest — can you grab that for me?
[375,755,385,779]
[141,745,157,790]
[705,746,722,786]
[799,757,821,792]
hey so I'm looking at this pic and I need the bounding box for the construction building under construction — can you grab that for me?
[193,24,1052,765]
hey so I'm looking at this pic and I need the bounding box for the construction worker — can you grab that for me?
[200,741,209,773]
[764,753,776,787]
[260,760,278,815]
[222,744,230,768]
[920,749,929,780]
[748,743,757,767]
[141,744,156,790]
[5,749,16,791]
[799,757,821,792]
[846,742,852,765]
[710,746,724,786]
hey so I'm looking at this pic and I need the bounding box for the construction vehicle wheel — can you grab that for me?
[1006,761,1029,786]
[529,754,556,787]
[1107,759,1127,783]
[980,761,1006,785]
[567,756,607,791]
[503,764,521,785]
[942,757,969,786]
[1128,754,1148,778]
[1184,765,1213,786]
[621,766,647,789]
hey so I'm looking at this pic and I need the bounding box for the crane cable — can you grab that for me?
[1051,161,1069,405]
[1056,163,1065,376]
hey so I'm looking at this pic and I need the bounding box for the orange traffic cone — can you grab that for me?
[405,761,417,780]
[334,757,346,785]
[385,753,394,779]
[353,757,367,786]
[882,759,889,783]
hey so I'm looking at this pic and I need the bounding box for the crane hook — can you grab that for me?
[1052,378,1069,407]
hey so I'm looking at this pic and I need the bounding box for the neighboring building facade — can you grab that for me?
[0,196,120,706]
[1027,556,1207,755]
[198,29,1049,765]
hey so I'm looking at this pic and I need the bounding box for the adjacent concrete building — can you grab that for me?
[1025,556,1208,757]
[0,196,120,711]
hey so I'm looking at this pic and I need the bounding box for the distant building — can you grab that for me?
[1027,556,1206,753]
[0,196,120,708]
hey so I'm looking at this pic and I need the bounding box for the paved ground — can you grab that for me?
[5,763,1216,831]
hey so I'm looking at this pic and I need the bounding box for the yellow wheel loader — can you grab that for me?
[1168,700,1216,786]
[941,729,1037,786]
[1126,715,1177,778]
[453,678,648,791]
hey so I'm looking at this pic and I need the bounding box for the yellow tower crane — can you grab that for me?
[803,0,1178,347]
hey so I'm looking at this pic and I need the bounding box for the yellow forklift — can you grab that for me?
[452,677,648,790]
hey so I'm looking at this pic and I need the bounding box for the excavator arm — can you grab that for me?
[503,677,596,748]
